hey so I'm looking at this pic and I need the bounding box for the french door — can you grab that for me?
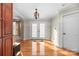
[32,23,45,39]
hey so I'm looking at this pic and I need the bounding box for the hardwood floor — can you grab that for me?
[16,40,79,56]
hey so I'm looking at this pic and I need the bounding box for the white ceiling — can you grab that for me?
[13,3,78,20]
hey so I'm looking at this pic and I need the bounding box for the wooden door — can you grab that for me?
[2,3,13,56]
[3,35,12,56]
[0,3,13,56]
[0,4,2,38]
[0,4,2,56]
[0,18,1,38]
[2,3,12,36]
[0,39,2,56]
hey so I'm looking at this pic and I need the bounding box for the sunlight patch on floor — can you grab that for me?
[45,42,53,50]
[40,42,45,56]
[32,41,37,56]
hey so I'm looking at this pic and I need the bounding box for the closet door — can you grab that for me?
[62,12,79,51]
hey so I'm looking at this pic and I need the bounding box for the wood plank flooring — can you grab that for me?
[17,40,79,56]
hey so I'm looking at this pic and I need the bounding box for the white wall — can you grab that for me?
[51,15,60,47]
[24,19,51,40]
[51,11,63,48]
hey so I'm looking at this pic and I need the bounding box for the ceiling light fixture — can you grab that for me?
[34,8,39,20]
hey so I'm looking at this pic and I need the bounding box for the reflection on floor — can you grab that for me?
[17,40,79,56]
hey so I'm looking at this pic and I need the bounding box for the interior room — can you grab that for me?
[0,3,79,56]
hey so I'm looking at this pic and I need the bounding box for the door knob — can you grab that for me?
[63,33,66,35]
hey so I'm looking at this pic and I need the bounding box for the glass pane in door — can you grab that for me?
[40,23,45,38]
[32,23,37,37]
